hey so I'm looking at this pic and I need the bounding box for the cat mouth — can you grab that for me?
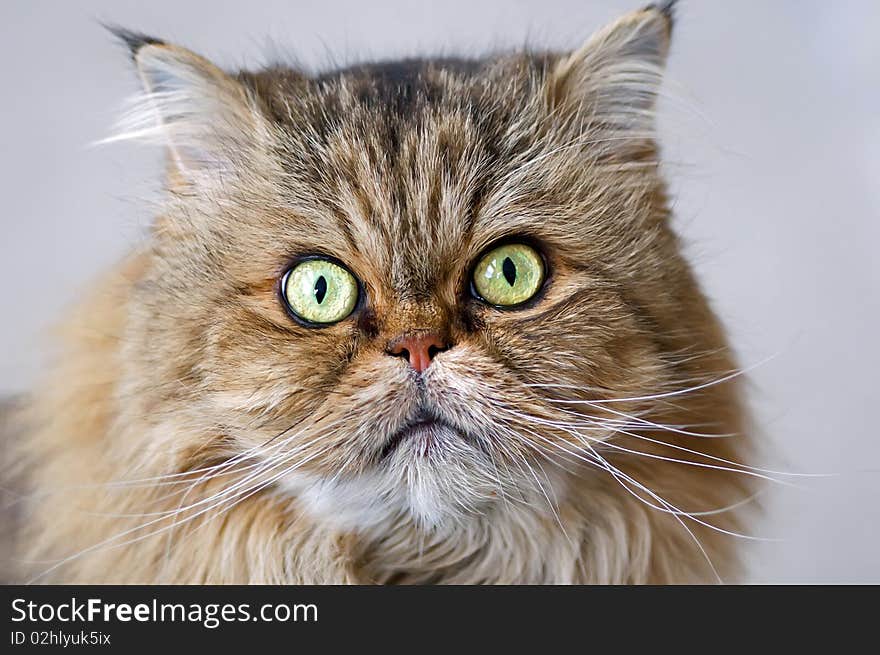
[378,409,461,460]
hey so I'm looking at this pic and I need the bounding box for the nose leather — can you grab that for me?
[387,333,450,373]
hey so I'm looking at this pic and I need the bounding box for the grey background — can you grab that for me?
[1,1,877,582]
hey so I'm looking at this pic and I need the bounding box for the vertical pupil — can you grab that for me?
[502,257,517,286]
[314,275,328,304]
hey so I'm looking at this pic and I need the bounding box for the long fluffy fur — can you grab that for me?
[10,3,759,584]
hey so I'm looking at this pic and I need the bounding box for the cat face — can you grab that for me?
[115,8,691,528]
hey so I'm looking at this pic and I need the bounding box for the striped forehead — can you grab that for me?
[334,132,478,300]
[273,58,542,299]
[318,128,489,296]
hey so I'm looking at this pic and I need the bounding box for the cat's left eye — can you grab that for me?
[281,258,359,325]
[471,242,545,307]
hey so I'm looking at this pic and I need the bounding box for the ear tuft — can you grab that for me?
[543,4,677,157]
[102,29,268,183]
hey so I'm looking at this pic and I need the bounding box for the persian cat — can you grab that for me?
[7,2,758,583]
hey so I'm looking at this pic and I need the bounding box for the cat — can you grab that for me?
[8,1,758,583]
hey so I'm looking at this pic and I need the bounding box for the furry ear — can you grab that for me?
[104,27,267,181]
[546,2,674,154]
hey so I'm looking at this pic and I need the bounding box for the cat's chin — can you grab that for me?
[378,419,466,460]
[279,429,515,532]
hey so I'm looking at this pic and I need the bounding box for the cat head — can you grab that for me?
[109,4,707,529]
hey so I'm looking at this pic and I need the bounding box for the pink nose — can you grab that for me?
[388,333,450,373]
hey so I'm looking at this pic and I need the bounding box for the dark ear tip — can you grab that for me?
[102,23,165,61]
[644,0,677,34]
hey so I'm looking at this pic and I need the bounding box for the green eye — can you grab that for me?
[282,258,359,324]
[472,243,545,307]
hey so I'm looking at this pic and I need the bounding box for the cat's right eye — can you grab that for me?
[281,258,359,325]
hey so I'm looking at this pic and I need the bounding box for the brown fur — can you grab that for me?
[9,4,757,584]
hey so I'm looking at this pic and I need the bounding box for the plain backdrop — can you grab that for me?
[1,1,877,583]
